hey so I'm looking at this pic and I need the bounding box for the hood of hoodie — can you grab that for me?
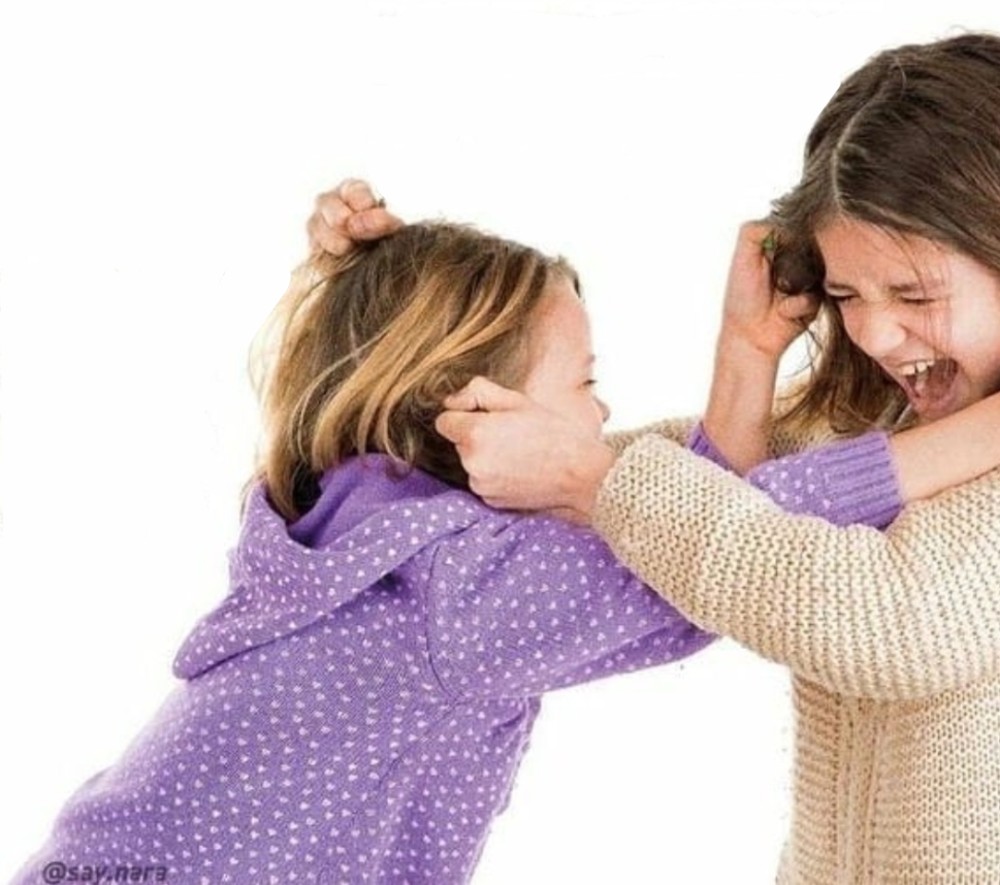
[173,455,482,680]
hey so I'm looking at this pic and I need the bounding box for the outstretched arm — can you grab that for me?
[438,376,1000,521]
[423,510,714,701]
[603,414,698,457]
[593,433,1000,701]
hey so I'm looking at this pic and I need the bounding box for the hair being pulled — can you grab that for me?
[766,32,1000,435]
[248,222,575,521]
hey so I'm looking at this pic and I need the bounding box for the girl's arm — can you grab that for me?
[693,219,1000,503]
[592,433,1000,702]
[886,395,1000,501]
[603,224,809,465]
[603,414,698,457]
[423,512,715,700]
[425,405,906,700]
[633,218,1000,690]
[700,221,820,474]
[695,312,1000,516]
[693,423,901,528]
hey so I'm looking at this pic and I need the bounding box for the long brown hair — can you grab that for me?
[769,32,1000,435]
[248,221,576,521]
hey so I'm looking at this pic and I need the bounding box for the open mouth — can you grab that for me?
[898,358,958,405]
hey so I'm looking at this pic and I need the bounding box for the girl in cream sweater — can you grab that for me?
[430,33,1000,884]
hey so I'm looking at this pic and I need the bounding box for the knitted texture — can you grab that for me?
[594,425,1000,883]
[689,423,902,529]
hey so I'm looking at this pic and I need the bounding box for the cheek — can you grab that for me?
[836,308,866,351]
[943,314,1000,373]
[582,393,608,432]
[972,345,1000,388]
[913,305,955,351]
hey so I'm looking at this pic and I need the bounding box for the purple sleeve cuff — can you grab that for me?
[687,421,737,473]
[745,431,903,529]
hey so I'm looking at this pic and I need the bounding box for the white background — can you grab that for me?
[2,2,998,882]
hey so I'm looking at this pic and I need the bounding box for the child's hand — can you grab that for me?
[435,377,615,518]
[702,223,820,474]
[720,221,819,362]
[306,179,404,256]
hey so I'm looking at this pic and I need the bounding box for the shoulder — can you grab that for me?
[418,489,616,584]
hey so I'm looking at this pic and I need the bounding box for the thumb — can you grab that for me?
[434,410,480,446]
[732,220,774,274]
[443,376,526,412]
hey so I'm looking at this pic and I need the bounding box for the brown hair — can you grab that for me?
[248,221,576,521]
[769,32,1000,435]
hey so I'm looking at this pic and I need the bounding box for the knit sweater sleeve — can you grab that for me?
[600,386,816,460]
[592,434,1000,701]
[603,415,698,457]
[689,421,903,529]
[425,512,713,700]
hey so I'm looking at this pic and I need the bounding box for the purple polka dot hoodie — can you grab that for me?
[12,454,714,885]
[14,427,900,885]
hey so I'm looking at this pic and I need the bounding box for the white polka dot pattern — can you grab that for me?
[12,456,712,884]
[689,423,902,529]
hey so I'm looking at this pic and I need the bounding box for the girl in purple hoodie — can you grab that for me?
[12,215,958,885]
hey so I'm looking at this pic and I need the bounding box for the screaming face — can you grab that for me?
[816,217,1000,423]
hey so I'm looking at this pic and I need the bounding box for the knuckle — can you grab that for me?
[328,236,351,258]
[336,177,361,196]
[341,179,375,209]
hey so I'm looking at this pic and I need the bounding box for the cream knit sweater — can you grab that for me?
[598,416,1000,884]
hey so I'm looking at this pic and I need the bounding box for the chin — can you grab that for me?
[912,392,972,424]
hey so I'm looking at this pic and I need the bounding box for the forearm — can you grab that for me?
[565,436,616,519]
[428,512,713,699]
[603,414,699,457]
[702,334,780,475]
[593,434,1000,700]
[889,390,1000,501]
[574,363,1000,519]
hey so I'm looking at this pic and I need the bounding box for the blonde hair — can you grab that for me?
[248,222,576,521]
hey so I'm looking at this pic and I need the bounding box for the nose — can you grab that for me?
[597,396,611,424]
[844,303,908,360]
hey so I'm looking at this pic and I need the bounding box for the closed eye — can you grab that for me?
[824,290,856,303]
